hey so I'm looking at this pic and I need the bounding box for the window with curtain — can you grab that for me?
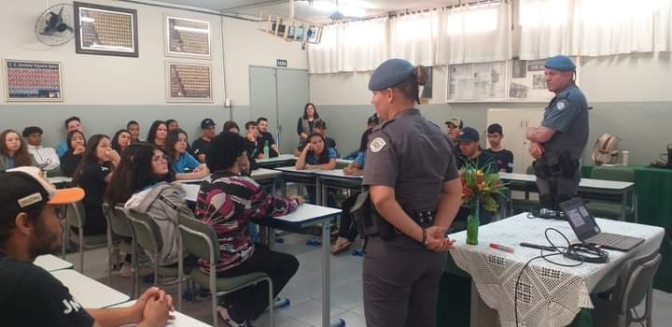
[518,0,572,60]
[572,0,665,56]
[436,1,511,65]
[389,11,439,66]
[307,17,388,74]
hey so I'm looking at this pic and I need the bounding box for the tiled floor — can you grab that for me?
[69,234,671,327]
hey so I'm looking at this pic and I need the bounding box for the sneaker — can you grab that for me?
[217,306,254,327]
[118,263,153,279]
[264,298,291,313]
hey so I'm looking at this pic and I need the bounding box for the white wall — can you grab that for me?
[0,0,308,145]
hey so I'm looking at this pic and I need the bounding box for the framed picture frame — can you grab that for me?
[73,2,139,57]
[165,16,211,59]
[446,61,507,102]
[4,59,63,102]
[165,61,213,103]
[507,56,580,102]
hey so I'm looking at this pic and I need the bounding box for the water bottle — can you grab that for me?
[263,141,270,158]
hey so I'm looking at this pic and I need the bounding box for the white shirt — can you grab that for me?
[28,145,60,171]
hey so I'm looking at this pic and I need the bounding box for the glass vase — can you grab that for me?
[466,198,480,245]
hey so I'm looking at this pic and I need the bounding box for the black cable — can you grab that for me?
[514,227,609,326]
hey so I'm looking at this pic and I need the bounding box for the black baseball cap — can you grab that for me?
[22,126,43,137]
[457,127,480,143]
[201,118,216,129]
[0,167,84,219]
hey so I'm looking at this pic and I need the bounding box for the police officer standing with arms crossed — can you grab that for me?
[526,55,589,212]
[362,59,463,327]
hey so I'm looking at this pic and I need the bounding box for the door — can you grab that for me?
[249,67,279,136]
[487,109,544,174]
[249,67,309,154]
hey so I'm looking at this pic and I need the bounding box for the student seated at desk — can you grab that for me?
[105,142,197,272]
[293,120,338,157]
[56,116,84,157]
[146,120,168,148]
[295,133,338,206]
[165,129,209,181]
[454,127,498,226]
[0,166,173,327]
[195,132,303,326]
[73,135,120,236]
[23,126,60,172]
[0,129,37,171]
[111,129,132,154]
[60,130,86,177]
[331,152,366,255]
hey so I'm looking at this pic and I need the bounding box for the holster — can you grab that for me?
[535,151,578,179]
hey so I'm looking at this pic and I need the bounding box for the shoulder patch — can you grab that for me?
[556,99,570,110]
[369,137,387,153]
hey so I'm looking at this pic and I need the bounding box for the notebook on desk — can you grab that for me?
[559,197,644,251]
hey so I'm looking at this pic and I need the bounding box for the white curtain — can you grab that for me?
[389,11,439,66]
[518,0,573,60]
[571,0,662,56]
[307,17,389,74]
[655,0,672,52]
[436,2,512,65]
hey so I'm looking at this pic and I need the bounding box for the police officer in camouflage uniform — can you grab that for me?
[362,59,463,327]
[527,55,589,210]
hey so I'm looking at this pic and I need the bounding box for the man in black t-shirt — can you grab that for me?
[193,118,217,163]
[456,127,498,172]
[256,117,280,158]
[0,166,173,327]
[483,123,514,173]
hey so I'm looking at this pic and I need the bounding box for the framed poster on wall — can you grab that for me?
[4,59,63,102]
[447,61,507,102]
[165,16,211,59]
[165,62,212,102]
[508,57,579,101]
[73,2,139,57]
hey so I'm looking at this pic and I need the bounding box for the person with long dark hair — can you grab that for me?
[111,129,132,154]
[295,132,336,171]
[146,120,168,147]
[195,132,303,326]
[105,142,195,271]
[296,102,319,142]
[164,129,209,181]
[0,129,36,171]
[72,134,120,236]
[59,130,86,177]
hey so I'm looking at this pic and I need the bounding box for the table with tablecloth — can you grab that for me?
[445,213,664,327]
[582,165,672,292]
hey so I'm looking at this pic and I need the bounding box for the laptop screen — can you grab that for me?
[559,198,601,240]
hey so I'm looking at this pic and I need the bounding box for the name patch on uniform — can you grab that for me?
[369,137,386,153]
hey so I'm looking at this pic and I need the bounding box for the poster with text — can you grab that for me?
[5,60,62,102]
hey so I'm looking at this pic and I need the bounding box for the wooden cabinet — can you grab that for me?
[486,109,544,173]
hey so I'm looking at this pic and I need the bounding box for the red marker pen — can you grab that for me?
[490,243,514,254]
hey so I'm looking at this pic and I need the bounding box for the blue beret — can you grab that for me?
[457,127,480,142]
[368,59,415,91]
[544,55,576,72]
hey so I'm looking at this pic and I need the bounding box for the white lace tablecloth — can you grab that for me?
[449,213,664,327]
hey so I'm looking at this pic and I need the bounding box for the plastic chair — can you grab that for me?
[125,209,184,298]
[102,203,136,294]
[177,213,274,327]
[592,251,662,327]
[588,166,638,221]
[61,201,107,273]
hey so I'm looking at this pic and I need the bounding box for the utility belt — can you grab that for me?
[533,151,579,179]
[350,191,435,241]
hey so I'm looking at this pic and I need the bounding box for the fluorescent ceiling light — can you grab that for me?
[174,26,209,34]
[311,1,367,18]
[81,17,95,23]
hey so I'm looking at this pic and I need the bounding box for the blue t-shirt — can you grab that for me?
[56,142,68,157]
[173,153,200,173]
[306,148,337,165]
[354,151,366,168]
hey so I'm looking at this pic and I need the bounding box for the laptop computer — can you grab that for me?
[559,198,644,251]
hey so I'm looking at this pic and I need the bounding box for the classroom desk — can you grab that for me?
[48,176,72,185]
[111,300,211,327]
[273,166,321,202]
[50,269,130,309]
[34,254,73,271]
[449,213,664,327]
[256,204,342,327]
[256,154,296,168]
[499,173,635,220]
[314,170,363,205]
[179,169,284,201]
